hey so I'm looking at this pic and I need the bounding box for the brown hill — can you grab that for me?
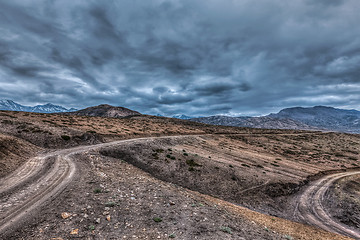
[65,104,141,118]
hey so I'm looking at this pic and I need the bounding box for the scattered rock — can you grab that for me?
[103,211,110,215]
[169,201,175,205]
[107,215,111,221]
[70,229,79,235]
[96,218,101,224]
[61,212,71,219]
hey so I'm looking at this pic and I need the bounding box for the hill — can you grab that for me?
[65,104,141,118]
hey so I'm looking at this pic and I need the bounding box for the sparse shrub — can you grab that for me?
[153,217,162,222]
[170,156,176,160]
[168,148,172,151]
[2,120,13,124]
[229,164,233,168]
[89,225,95,230]
[156,148,164,153]
[94,188,102,193]
[241,164,250,168]
[61,135,71,140]
[186,159,201,167]
[349,156,357,160]
[105,202,115,207]
[87,130,96,133]
[271,163,280,167]
[166,154,171,158]
[256,164,264,168]
[215,167,219,169]
[285,235,293,240]
[209,156,211,158]
[188,166,194,171]
[183,153,188,156]
[219,226,232,234]
[335,152,345,157]
[169,233,175,238]
[231,176,236,181]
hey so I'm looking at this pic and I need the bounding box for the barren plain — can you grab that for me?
[1,110,360,239]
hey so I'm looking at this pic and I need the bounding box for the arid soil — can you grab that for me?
[1,110,360,239]
[0,132,41,178]
[324,174,360,230]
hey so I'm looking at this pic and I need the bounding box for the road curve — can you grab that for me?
[0,135,195,236]
[1,134,360,238]
[295,170,360,239]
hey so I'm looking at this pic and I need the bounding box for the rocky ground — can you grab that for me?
[1,110,360,239]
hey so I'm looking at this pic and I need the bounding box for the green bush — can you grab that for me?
[220,226,232,234]
[105,202,115,207]
[153,217,162,222]
[94,188,102,193]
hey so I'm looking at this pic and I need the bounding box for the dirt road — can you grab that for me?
[295,170,360,239]
[1,134,359,239]
[0,135,194,237]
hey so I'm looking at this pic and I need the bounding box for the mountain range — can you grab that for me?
[1,99,359,133]
[0,99,77,113]
[191,106,360,133]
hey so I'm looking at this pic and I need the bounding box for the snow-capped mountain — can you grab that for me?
[0,99,77,113]
[172,114,197,120]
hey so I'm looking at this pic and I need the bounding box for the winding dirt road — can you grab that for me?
[1,134,360,239]
[0,135,191,237]
[295,170,360,239]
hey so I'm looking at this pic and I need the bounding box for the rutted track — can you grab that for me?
[0,135,196,236]
[295,171,360,239]
[1,134,360,239]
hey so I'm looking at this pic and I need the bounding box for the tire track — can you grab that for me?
[0,135,195,236]
[295,171,360,239]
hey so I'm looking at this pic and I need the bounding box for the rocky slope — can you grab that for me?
[268,106,360,133]
[64,104,141,118]
[190,115,321,131]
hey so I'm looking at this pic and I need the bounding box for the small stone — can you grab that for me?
[169,201,175,205]
[61,212,71,219]
[96,218,101,224]
[70,229,79,235]
[107,215,111,221]
[103,211,110,215]
[84,214,88,218]
[105,207,110,211]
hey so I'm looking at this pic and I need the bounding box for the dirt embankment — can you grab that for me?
[324,174,360,230]
[0,133,41,178]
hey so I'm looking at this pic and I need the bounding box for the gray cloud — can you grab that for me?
[0,0,360,116]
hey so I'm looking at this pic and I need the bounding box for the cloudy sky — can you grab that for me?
[0,0,360,116]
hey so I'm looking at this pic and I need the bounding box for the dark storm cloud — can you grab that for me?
[0,0,360,116]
